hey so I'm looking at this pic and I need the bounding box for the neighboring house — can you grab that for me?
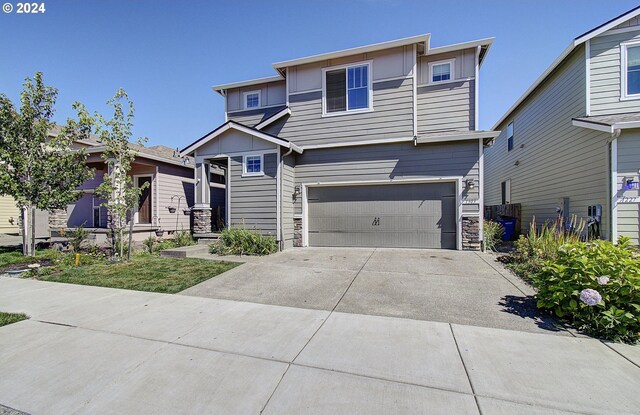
[181,34,497,250]
[484,6,640,245]
[0,196,19,234]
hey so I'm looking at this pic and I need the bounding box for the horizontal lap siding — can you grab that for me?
[0,196,19,233]
[616,131,640,244]
[278,78,414,146]
[157,164,194,232]
[485,47,611,237]
[294,140,479,215]
[281,154,295,248]
[417,80,475,133]
[590,29,640,116]
[230,153,277,236]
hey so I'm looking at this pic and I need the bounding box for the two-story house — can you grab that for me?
[485,6,640,245]
[181,34,496,250]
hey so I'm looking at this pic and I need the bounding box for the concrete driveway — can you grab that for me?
[1,277,639,415]
[182,247,563,335]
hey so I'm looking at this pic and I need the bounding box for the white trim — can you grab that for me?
[181,122,302,156]
[132,174,154,225]
[226,157,231,227]
[572,119,614,133]
[574,7,640,45]
[427,37,494,58]
[475,46,480,130]
[242,153,264,177]
[212,75,284,94]
[301,136,414,151]
[478,138,484,243]
[227,103,286,114]
[276,146,281,245]
[620,40,640,100]
[285,67,290,106]
[288,88,323,96]
[273,34,430,70]
[428,59,455,84]
[255,107,291,130]
[415,130,500,145]
[416,77,474,88]
[412,43,418,137]
[242,90,261,110]
[222,90,228,123]
[586,39,591,116]
[301,177,464,250]
[321,60,374,117]
[611,138,618,242]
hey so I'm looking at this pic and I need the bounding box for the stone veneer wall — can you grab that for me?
[293,218,302,247]
[49,209,67,231]
[192,208,212,234]
[462,216,480,250]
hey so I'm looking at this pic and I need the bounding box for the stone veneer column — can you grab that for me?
[48,208,68,233]
[192,207,212,234]
[293,218,302,247]
[461,216,481,250]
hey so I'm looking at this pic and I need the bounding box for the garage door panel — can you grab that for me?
[308,183,457,249]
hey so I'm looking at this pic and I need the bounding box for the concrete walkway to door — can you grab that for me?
[182,247,565,335]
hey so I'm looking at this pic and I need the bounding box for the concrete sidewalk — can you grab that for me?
[0,277,639,414]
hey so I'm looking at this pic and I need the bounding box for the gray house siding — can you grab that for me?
[417,80,475,133]
[590,29,640,116]
[616,130,640,244]
[156,163,194,232]
[281,154,296,248]
[293,140,480,216]
[226,81,286,112]
[485,46,611,237]
[229,152,278,235]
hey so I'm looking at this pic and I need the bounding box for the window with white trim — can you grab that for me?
[323,62,371,114]
[243,154,263,176]
[623,42,640,97]
[243,91,261,109]
[501,180,511,205]
[429,59,454,83]
[507,122,514,152]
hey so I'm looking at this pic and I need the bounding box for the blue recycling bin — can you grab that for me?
[497,219,516,241]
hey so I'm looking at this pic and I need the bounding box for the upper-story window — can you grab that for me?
[507,122,514,152]
[429,59,454,83]
[243,154,263,177]
[243,91,261,109]
[323,62,372,115]
[622,42,640,98]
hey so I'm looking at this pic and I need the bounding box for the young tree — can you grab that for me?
[0,72,93,256]
[94,89,147,260]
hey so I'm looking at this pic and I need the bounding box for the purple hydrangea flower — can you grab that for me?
[596,275,610,285]
[580,289,602,306]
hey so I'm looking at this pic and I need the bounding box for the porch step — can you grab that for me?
[194,232,221,245]
[197,238,219,245]
[159,245,209,258]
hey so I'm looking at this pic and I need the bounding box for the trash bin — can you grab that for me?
[497,219,516,241]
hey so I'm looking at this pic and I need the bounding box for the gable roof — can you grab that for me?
[86,144,193,168]
[492,6,640,130]
[180,120,303,156]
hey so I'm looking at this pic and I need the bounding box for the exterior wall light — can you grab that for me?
[293,185,301,197]
[466,179,476,190]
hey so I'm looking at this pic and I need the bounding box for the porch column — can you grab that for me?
[192,161,212,234]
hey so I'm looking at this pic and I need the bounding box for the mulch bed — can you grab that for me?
[0,258,54,273]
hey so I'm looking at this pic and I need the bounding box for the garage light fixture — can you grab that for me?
[465,179,476,190]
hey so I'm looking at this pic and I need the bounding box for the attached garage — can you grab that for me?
[306,181,458,249]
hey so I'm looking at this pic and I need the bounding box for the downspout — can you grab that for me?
[279,146,294,250]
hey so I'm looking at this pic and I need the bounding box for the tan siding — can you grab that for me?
[416,80,475,133]
[616,131,640,244]
[0,195,19,233]
[485,47,612,237]
[590,29,640,115]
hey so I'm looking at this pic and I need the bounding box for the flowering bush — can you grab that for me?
[534,237,640,343]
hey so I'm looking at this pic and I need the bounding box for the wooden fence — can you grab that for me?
[484,203,521,236]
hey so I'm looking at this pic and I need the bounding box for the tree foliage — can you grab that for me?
[0,72,93,255]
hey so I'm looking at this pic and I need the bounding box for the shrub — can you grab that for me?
[143,236,156,253]
[211,228,278,256]
[534,237,640,343]
[69,224,90,252]
[483,220,504,252]
[173,230,195,247]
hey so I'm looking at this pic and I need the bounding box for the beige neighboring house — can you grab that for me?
[485,6,640,244]
[0,195,19,234]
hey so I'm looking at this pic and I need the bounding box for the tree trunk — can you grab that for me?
[21,206,28,256]
[127,208,134,261]
[30,206,36,257]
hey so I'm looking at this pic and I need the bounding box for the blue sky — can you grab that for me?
[1,0,638,148]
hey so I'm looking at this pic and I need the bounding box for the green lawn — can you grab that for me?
[0,312,29,327]
[39,255,240,293]
[0,246,53,269]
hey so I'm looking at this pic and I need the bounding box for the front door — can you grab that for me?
[137,176,152,224]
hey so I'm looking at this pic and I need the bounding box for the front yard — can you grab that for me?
[0,247,240,294]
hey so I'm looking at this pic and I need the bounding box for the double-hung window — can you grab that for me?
[324,62,371,115]
[429,59,454,84]
[243,91,261,109]
[622,42,640,98]
[507,122,514,152]
[243,154,263,176]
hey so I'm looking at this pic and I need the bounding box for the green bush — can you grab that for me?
[143,236,156,253]
[483,220,504,252]
[211,228,278,256]
[173,230,195,247]
[534,237,640,343]
[69,224,90,252]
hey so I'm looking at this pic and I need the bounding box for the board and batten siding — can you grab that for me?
[293,140,479,215]
[417,80,475,133]
[485,46,612,237]
[281,154,295,248]
[590,28,640,116]
[156,163,195,232]
[275,77,414,147]
[229,152,278,236]
[616,131,640,244]
[226,81,286,113]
